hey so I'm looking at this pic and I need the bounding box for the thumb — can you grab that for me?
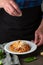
[34,32,39,44]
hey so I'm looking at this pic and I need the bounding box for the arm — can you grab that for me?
[34,0,43,46]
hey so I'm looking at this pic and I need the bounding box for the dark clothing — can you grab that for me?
[15,0,42,8]
[0,5,42,43]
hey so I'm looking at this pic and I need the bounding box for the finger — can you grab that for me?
[4,3,15,16]
[10,0,22,15]
[4,7,15,16]
[37,35,43,46]
[34,32,39,44]
[6,3,14,13]
[4,5,21,16]
[7,4,20,16]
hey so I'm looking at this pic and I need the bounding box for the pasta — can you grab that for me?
[9,40,31,53]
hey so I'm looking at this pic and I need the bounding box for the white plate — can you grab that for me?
[4,40,37,55]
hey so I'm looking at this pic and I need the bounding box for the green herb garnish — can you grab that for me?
[0,49,3,55]
[24,57,37,63]
[0,60,3,65]
[0,49,5,59]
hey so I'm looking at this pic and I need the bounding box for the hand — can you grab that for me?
[0,0,22,16]
[34,27,43,46]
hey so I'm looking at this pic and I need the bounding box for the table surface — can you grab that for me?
[19,45,43,65]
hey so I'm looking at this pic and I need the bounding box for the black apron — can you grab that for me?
[0,5,42,43]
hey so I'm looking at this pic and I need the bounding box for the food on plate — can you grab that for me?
[9,40,31,53]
